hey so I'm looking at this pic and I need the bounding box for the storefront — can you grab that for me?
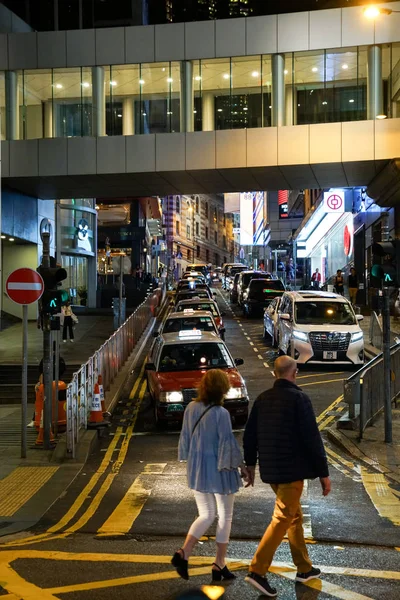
[295,189,355,288]
[56,199,97,307]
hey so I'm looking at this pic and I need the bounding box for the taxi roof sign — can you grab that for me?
[179,329,202,338]
[183,308,195,313]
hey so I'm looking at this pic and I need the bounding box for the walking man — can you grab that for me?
[243,356,331,597]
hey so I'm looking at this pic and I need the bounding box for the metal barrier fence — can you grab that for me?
[369,310,383,350]
[66,287,164,458]
[343,341,400,439]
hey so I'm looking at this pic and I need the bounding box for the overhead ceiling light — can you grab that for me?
[376,114,387,119]
[167,111,173,115]
[9,238,14,242]
[363,6,381,19]
[110,81,117,86]
[298,103,301,107]
[162,67,166,72]
[82,82,90,88]
[55,83,63,89]
[142,112,147,116]
[251,71,259,77]
[284,69,288,75]
[139,79,145,85]
[349,99,355,103]
[193,110,197,113]
[195,76,202,81]
[342,63,349,70]
[322,101,328,105]
[312,67,318,73]
[167,77,173,83]
[223,73,230,80]
[1,235,5,239]
[117,114,122,117]
[243,107,248,111]
[217,108,223,112]
[269,105,272,109]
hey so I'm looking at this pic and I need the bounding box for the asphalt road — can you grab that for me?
[0,285,399,600]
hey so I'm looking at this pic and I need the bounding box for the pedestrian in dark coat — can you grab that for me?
[243,356,331,597]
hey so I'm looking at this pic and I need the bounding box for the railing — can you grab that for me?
[343,342,400,439]
[66,287,164,458]
[369,310,383,350]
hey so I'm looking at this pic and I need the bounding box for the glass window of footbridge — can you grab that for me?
[4,42,400,140]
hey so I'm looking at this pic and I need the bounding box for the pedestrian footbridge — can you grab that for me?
[2,119,400,198]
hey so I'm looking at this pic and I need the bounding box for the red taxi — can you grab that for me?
[146,330,249,427]
[155,310,220,337]
[174,298,226,339]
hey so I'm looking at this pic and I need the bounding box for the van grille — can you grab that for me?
[182,388,198,404]
[309,332,351,353]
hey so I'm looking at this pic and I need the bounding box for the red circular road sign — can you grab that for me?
[326,194,343,211]
[6,268,44,305]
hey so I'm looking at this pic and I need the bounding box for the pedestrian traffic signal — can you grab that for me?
[37,263,68,313]
[371,241,399,286]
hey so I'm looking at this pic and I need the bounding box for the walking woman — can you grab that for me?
[61,301,77,342]
[171,369,249,582]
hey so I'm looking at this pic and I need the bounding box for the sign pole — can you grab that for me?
[119,255,123,327]
[41,232,53,450]
[381,212,392,443]
[21,304,28,459]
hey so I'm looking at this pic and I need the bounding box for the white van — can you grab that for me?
[277,291,364,365]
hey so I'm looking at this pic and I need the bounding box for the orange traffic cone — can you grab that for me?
[98,374,105,412]
[35,405,55,447]
[89,382,103,424]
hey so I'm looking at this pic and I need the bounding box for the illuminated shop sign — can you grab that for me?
[278,190,288,219]
[324,190,345,214]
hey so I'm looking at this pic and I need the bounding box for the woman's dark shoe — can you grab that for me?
[211,563,236,582]
[171,548,189,580]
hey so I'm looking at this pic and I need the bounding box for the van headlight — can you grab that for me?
[351,331,364,343]
[225,386,247,400]
[293,330,308,342]
[160,391,184,403]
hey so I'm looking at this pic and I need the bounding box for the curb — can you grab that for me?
[326,426,400,485]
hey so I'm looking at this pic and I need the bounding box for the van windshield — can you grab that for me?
[295,302,356,325]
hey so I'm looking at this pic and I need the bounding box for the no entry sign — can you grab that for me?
[6,268,44,305]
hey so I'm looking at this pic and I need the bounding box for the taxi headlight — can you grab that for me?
[160,391,184,403]
[225,386,246,400]
[351,331,364,343]
[293,330,308,342]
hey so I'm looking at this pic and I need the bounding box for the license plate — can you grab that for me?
[167,404,184,413]
[323,351,337,360]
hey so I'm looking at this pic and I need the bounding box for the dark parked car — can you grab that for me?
[229,273,241,304]
[237,270,273,307]
[243,278,285,317]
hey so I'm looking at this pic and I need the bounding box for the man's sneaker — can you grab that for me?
[295,567,321,583]
[245,572,277,597]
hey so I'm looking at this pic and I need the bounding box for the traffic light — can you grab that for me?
[37,263,68,313]
[371,241,399,286]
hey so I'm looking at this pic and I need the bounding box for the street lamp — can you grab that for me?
[364,5,400,18]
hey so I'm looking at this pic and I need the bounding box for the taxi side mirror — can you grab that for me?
[145,363,156,371]
[356,314,364,321]
[234,358,244,366]
[153,331,160,337]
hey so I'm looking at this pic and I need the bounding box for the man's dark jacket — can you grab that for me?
[243,379,329,483]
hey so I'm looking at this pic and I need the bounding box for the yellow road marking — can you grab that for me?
[249,341,254,346]
[0,467,58,517]
[257,354,263,360]
[301,378,344,388]
[297,372,345,380]
[129,362,146,399]
[361,468,400,526]
[97,463,167,535]
[0,551,397,599]
[65,379,147,534]
[263,362,269,368]
[317,394,344,424]
[325,447,359,473]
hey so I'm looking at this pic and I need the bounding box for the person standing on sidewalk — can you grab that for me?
[171,369,250,582]
[334,269,345,295]
[243,356,331,597]
[348,268,358,306]
[61,301,77,343]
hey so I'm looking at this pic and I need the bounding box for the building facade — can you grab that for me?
[162,193,234,278]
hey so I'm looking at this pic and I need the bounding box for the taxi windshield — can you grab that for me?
[295,301,356,325]
[158,342,233,372]
[163,317,215,334]
[177,302,219,316]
